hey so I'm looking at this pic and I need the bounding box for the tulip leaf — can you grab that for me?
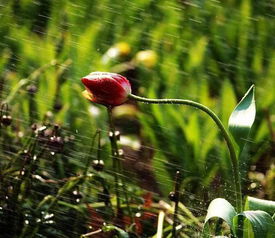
[245,196,275,217]
[203,198,237,236]
[228,85,256,151]
[233,211,275,238]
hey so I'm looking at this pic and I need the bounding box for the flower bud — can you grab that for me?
[81,72,131,106]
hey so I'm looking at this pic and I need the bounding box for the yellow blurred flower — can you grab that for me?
[135,50,157,68]
[115,42,131,56]
[102,42,131,63]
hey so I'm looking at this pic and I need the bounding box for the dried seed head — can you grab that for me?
[31,123,37,131]
[53,101,63,111]
[72,190,83,200]
[92,160,104,171]
[1,115,12,126]
[168,192,177,202]
[36,126,48,143]
[20,150,32,162]
[26,84,38,94]
[53,124,60,132]
[108,130,120,140]
[48,136,64,153]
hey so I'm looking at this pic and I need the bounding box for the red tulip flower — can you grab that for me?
[81,72,131,106]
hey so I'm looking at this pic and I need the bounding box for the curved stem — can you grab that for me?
[128,93,243,212]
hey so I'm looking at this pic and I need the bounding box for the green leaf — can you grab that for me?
[233,211,275,238]
[103,225,129,238]
[228,85,256,151]
[213,237,229,238]
[221,80,237,125]
[203,198,237,234]
[245,196,275,217]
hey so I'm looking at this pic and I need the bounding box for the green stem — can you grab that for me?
[128,93,243,212]
[107,107,121,211]
[107,107,133,220]
[83,130,99,176]
[118,154,134,224]
[52,59,72,112]
[172,171,181,238]
[28,92,38,125]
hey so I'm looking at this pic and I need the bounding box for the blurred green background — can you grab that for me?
[0,0,275,237]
